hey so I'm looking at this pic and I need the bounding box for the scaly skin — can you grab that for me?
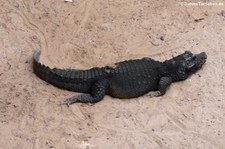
[33,50,207,106]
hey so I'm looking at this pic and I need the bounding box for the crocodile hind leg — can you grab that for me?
[147,76,172,97]
[62,79,109,106]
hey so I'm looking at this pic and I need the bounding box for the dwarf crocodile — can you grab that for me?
[33,50,207,106]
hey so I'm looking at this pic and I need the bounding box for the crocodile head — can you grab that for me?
[164,51,207,81]
[184,51,207,75]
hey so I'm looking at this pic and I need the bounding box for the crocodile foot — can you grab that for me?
[60,96,78,107]
[146,91,161,97]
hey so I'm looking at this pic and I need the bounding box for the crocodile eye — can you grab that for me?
[185,56,192,61]
[183,54,193,61]
[187,62,195,69]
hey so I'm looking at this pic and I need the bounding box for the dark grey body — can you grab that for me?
[108,59,163,98]
[33,50,207,105]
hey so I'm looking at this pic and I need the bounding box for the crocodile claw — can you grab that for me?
[60,97,78,107]
[146,91,161,97]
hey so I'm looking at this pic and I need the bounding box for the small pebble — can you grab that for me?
[64,0,73,2]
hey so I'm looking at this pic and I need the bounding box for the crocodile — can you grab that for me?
[33,50,207,106]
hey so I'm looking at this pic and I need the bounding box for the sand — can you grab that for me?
[0,0,225,148]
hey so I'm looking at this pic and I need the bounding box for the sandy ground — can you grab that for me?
[0,0,225,148]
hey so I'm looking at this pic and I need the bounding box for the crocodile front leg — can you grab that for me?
[62,79,109,106]
[147,76,172,97]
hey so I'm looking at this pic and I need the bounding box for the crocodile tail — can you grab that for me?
[33,50,50,80]
[33,50,54,82]
[33,50,86,91]
[33,50,107,92]
[33,50,61,85]
[33,50,78,84]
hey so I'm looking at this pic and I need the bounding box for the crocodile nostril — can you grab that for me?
[192,55,196,60]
